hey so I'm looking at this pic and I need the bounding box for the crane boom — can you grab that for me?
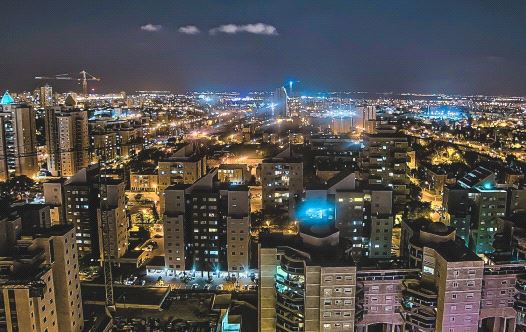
[34,70,101,95]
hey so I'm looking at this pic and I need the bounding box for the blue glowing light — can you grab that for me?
[0,91,14,105]
[483,182,493,190]
[418,105,467,121]
[296,199,334,224]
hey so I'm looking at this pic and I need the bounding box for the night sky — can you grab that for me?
[2,1,526,95]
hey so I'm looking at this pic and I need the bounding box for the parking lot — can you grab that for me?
[143,270,259,292]
[113,294,217,331]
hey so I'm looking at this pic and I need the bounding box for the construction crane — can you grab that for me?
[98,159,115,313]
[35,70,101,96]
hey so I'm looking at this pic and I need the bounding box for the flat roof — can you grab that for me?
[81,284,170,307]
[146,255,165,267]
[260,233,354,267]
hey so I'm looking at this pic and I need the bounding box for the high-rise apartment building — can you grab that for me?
[400,218,526,332]
[259,216,526,332]
[304,171,394,259]
[158,143,207,213]
[39,84,53,108]
[45,107,89,177]
[401,220,484,332]
[336,186,393,258]
[0,210,83,332]
[163,169,250,274]
[444,166,508,254]
[89,119,144,162]
[261,147,303,214]
[272,86,289,117]
[33,225,84,332]
[355,105,377,133]
[97,179,128,261]
[0,95,38,179]
[259,243,358,332]
[43,178,67,224]
[64,165,128,259]
[360,126,411,212]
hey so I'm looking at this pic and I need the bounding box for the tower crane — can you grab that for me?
[98,160,115,312]
[35,70,101,96]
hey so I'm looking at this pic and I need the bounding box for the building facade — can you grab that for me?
[163,169,250,274]
[0,101,39,179]
[45,107,89,177]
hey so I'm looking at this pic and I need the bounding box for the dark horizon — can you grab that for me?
[2,1,526,96]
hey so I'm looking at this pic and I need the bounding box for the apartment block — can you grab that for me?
[0,99,38,178]
[64,165,127,259]
[0,212,83,332]
[359,126,410,212]
[158,143,207,213]
[163,169,250,274]
[261,147,303,214]
[45,107,89,177]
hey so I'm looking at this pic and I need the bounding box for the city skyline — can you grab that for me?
[1,2,526,331]
[2,1,526,95]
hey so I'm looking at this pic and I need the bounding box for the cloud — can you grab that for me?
[178,25,201,35]
[209,23,278,36]
[140,24,162,32]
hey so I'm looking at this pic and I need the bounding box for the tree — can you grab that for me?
[0,176,36,202]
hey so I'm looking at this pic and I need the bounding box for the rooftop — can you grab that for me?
[260,233,354,267]
[458,166,494,189]
[0,91,14,105]
[81,284,170,308]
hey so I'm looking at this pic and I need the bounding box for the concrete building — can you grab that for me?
[259,211,526,332]
[45,107,89,177]
[444,166,508,254]
[0,212,83,332]
[43,178,67,224]
[218,164,250,185]
[359,126,411,212]
[401,220,484,332]
[33,225,84,332]
[39,84,53,108]
[0,96,38,179]
[355,105,377,134]
[130,169,158,192]
[261,147,303,214]
[14,204,51,234]
[158,143,207,213]
[259,241,357,332]
[92,131,117,161]
[335,185,393,259]
[163,169,250,274]
[89,119,144,162]
[64,165,128,259]
[97,180,128,261]
[305,170,394,259]
[272,86,289,118]
[400,219,525,332]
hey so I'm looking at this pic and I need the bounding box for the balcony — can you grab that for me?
[276,319,304,332]
[276,308,304,325]
[277,289,304,303]
[276,274,305,294]
[277,300,304,316]
[355,281,365,322]
[402,279,438,309]
[515,275,526,313]
[516,274,526,292]
[280,253,306,275]
[402,307,436,331]
[355,303,364,322]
